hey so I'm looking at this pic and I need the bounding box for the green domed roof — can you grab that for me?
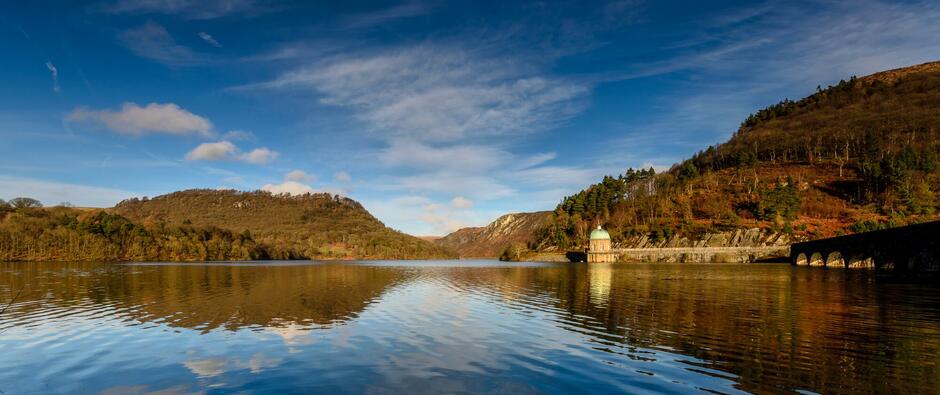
[590,226,610,240]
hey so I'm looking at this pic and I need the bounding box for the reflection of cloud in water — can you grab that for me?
[184,358,228,378]
[263,320,317,349]
[246,352,282,373]
[184,353,282,378]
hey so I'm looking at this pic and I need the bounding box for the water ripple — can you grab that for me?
[0,261,938,394]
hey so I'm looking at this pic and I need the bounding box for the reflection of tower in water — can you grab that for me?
[589,263,613,306]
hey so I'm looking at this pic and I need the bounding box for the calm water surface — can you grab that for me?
[1,261,938,394]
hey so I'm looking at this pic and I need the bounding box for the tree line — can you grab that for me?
[0,203,265,261]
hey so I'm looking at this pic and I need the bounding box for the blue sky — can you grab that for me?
[2,0,939,235]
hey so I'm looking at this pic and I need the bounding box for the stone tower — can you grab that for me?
[587,226,614,263]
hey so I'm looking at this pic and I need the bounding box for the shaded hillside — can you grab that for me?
[112,189,456,260]
[436,211,551,257]
[537,61,940,249]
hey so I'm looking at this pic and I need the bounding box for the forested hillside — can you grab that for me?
[0,203,265,261]
[537,61,940,249]
[113,190,455,260]
[0,190,455,261]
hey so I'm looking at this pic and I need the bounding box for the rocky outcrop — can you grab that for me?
[436,211,551,257]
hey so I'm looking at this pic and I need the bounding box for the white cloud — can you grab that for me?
[198,32,222,47]
[285,169,313,183]
[333,171,351,183]
[184,141,278,165]
[450,196,472,209]
[68,102,213,137]
[185,141,236,161]
[0,176,136,207]
[120,22,207,66]
[261,180,316,196]
[45,61,59,93]
[100,0,264,19]
[260,170,346,196]
[240,148,278,164]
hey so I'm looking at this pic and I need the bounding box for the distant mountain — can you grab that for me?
[436,212,551,257]
[536,61,940,250]
[112,189,456,260]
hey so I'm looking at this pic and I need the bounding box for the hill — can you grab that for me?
[112,189,456,260]
[0,190,455,261]
[436,211,551,257]
[535,61,940,250]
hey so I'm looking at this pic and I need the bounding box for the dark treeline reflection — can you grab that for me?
[1,262,938,394]
[0,262,411,331]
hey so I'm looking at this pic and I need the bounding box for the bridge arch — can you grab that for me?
[848,255,874,269]
[796,253,808,266]
[809,252,825,266]
[825,251,845,268]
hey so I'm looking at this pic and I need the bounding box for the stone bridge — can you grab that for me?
[790,220,940,274]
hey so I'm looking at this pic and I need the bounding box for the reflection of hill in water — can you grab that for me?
[0,262,410,331]
[433,264,940,394]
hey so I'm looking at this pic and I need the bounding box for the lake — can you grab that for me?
[1,261,938,394]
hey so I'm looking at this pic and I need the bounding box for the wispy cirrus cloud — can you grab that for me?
[198,32,222,47]
[250,44,589,142]
[121,22,208,66]
[45,61,60,93]
[98,0,267,19]
[342,1,434,29]
[67,102,213,137]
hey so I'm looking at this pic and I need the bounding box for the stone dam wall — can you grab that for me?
[613,246,789,263]
[559,228,792,263]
